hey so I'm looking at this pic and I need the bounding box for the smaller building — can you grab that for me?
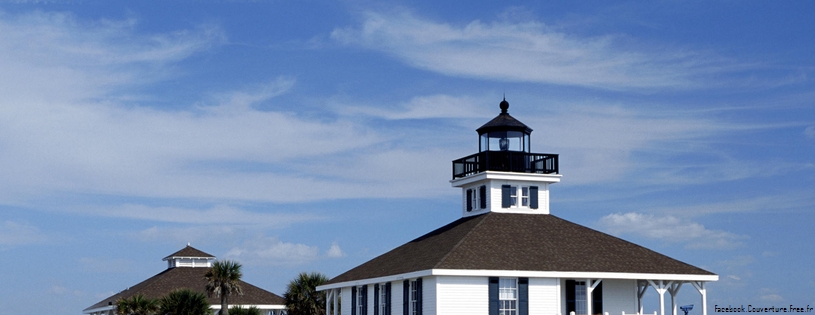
[84,245,286,315]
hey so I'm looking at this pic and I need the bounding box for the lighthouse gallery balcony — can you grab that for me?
[452,151,559,179]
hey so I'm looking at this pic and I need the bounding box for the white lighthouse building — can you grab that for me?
[317,99,717,315]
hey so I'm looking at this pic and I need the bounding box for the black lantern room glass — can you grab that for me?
[477,99,531,153]
[479,131,530,152]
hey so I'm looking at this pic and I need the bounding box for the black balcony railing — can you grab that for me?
[452,151,559,179]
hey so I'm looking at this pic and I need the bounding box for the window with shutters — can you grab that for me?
[357,285,366,315]
[574,281,587,315]
[499,278,518,315]
[379,283,388,315]
[409,280,419,315]
[502,185,538,209]
[467,186,487,212]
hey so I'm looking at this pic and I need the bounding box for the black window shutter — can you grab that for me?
[416,278,423,315]
[374,284,380,315]
[565,280,575,315]
[352,286,358,315]
[466,189,473,211]
[385,282,392,315]
[403,280,409,315]
[501,185,511,208]
[519,278,529,315]
[479,185,487,209]
[488,277,499,315]
[362,285,368,315]
[529,186,539,209]
[592,282,603,315]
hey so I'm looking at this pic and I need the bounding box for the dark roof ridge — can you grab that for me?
[433,213,491,269]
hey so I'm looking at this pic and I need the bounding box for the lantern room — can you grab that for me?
[477,98,532,153]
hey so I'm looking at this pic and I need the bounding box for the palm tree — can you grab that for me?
[159,289,212,315]
[227,306,262,315]
[284,272,328,315]
[116,294,160,315]
[204,260,244,315]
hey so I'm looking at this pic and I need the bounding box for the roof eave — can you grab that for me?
[318,268,718,291]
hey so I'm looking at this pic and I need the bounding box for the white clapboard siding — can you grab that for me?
[436,276,489,315]
[602,279,637,314]
[530,278,559,315]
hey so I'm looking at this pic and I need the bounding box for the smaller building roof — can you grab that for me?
[84,267,284,312]
[85,246,284,313]
[163,245,215,261]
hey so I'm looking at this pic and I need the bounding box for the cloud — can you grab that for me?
[136,225,241,244]
[598,212,747,249]
[0,220,48,248]
[651,193,815,216]
[332,10,733,90]
[805,126,815,139]
[95,204,323,227]
[760,294,784,302]
[224,236,322,266]
[79,257,135,273]
[325,242,345,258]
[342,94,490,120]
[0,11,223,103]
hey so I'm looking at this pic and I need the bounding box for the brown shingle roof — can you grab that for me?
[163,245,215,260]
[325,213,714,285]
[84,266,284,311]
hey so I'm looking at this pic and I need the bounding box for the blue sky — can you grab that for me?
[0,1,813,314]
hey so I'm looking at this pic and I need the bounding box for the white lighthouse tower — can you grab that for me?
[451,98,561,217]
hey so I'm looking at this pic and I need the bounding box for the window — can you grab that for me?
[502,185,539,209]
[499,278,518,315]
[403,279,421,315]
[509,186,518,206]
[490,277,527,315]
[471,188,479,211]
[467,186,487,212]
[357,285,366,315]
[409,280,419,315]
[566,280,602,315]
[574,281,587,315]
[377,283,389,315]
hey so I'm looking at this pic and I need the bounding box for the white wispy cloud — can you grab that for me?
[224,236,325,266]
[341,94,490,120]
[97,204,323,227]
[598,212,747,249]
[0,220,48,248]
[804,126,815,139]
[651,192,815,216]
[332,10,729,90]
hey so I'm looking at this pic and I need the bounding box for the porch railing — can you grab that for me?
[452,151,559,179]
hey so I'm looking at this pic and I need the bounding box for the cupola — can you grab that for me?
[451,99,560,217]
[162,244,216,268]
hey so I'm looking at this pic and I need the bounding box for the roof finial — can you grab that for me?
[499,96,509,114]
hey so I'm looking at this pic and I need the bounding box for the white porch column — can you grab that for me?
[637,281,650,314]
[334,288,340,315]
[648,280,671,315]
[326,289,332,315]
[692,282,708,315]
[587,279,602,315]
[668,282,683,315]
